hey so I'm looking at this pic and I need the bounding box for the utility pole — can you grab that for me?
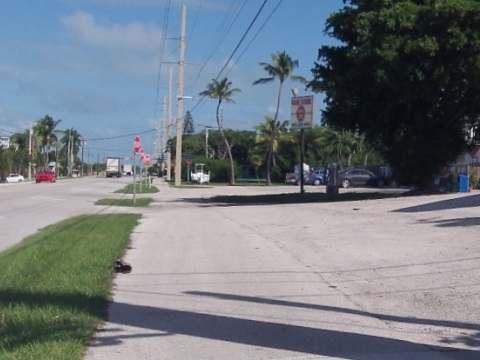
[161,95,167,175]
[166,66,173,181]
[80,137,86,176]
[28,123,32,181]
[174,5,186,186]
[204,126,213,158]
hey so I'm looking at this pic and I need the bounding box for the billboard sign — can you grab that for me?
[290,95,315,130]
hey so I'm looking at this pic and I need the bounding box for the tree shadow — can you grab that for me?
[100,301,478,359]
[185,291,480,333]
[2,289,478,359]
[393,193,480,213]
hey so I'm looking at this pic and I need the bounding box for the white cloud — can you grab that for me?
[61,11,163,52]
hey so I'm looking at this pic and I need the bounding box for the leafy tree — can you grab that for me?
[0,146,12,180]
[34,115,61,169]
[255,117,290,185]
[199,77,241,185]
[308,0,480,189]
[183,111,195,135]
[59,128,83,176]
[9,131,31,175]
[253,51,306,185]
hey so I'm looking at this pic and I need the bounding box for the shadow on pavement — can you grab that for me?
[185,291,480,332]
[100,301,479,359]
[3,289,478,358]
[393,193,480,213]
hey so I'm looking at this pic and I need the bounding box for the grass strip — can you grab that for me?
[95,198,153,207]
[114,181,159,194]
[209,191,400,204]
[0,214,141,360]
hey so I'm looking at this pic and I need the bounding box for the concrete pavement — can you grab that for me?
[84,179,480,359]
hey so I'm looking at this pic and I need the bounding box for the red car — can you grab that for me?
[35,171,56,183]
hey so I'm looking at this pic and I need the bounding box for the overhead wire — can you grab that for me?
[188,0,271,116]
[225,0,284,77]
[152,0,172,121]
[87,128,157,141]
[188,0,247,93]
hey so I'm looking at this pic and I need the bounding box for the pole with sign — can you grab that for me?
[291,95,315,194]
[139,149,145,192]
[133,136,141,203]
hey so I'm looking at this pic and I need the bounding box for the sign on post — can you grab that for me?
[144,154,151,166]
[290,96,315,130]
[134,136,141,153]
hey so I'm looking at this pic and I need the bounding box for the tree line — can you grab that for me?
[0,115,91,180]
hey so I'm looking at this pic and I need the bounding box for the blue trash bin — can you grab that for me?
[458,174,469,192]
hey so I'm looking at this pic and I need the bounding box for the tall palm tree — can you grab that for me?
[255,117,289,185]
[34,115,61,169]
[59,128,82,176]
[253,51,305,185]
[199,77,241,185]
[10,131,29,151]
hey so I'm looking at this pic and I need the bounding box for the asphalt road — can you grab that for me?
[0,176,134,252]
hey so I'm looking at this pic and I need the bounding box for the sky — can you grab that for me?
[0,0,344,163]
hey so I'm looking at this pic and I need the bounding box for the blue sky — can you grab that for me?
[0,0,343,162]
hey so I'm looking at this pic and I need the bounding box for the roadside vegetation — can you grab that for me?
[0,214,140,360]
[95,198,153,207]
[114,180,159,194]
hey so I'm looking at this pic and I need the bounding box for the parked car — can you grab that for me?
[337,168,389,188]
[307,169,327,186]
[6,174,24,183]
[35,171,56,183]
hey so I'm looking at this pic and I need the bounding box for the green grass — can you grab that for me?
[209,191,400,204]
[114,180,159,194]
[0,214,141,360]
[95,198,153,207]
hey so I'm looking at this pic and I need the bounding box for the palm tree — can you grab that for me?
[255,117,289,185]
[315,127,358,169]
[59,128,82,176]
[34,115,61,169]
[199,78,241,185]
[250,154,263,183]
[253,51,305,185]
[9,131,31,176]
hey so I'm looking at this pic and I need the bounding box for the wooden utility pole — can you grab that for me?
[166,66,173,180]
[174,5,186,186]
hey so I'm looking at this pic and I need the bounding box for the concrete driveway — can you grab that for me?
[84,181,480,359]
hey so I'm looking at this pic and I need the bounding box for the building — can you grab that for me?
[0,136,10,149]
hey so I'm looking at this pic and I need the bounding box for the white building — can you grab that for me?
[0,136,10,149]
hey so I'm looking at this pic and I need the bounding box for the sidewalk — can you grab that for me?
[84,180,480,360]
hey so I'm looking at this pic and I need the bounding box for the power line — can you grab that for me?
[188,0,270,115]
[87,128,157,141]
[225,0,284,77]
[215,0,269,81]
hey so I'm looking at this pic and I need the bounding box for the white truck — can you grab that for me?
[106,157,122,177]
[123,164,133,175]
